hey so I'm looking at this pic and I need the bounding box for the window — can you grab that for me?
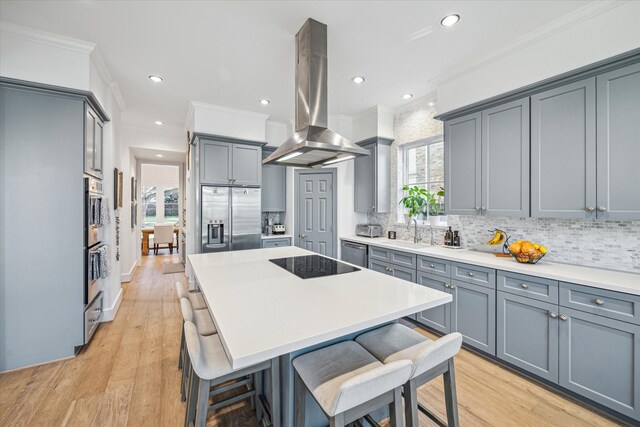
[164,187,179,224]
[142,186,156,227]
[399,136,444,221]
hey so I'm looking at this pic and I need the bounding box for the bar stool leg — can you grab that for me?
[181,351,191,402]
[443,359,460,427]
[389,387,403,427]
[255,371,263,422]
[179,326,185,369]
[270,357,281,427]
[185,368,198,427]
[195,378,211,427]
[293,370,306,427]
[403,378,419,427]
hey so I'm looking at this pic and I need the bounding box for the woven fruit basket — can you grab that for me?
[507,241,547,264]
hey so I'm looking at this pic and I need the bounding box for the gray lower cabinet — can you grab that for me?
[531,78,597,218]
[481,98,530,217]
[368,258,416,283]
[369,259,389,275]
[497,291,559,382]
[199,138,262,186]
[451,280,496,356]
[559,307,640,420]
[596,62,640,220]
[354,137,392,213]
[261,147,286,212]
[261,237,291,248]
[445,112,482,216]
[417,273,451,334]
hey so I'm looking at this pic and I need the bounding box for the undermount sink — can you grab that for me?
[389,240,432,249]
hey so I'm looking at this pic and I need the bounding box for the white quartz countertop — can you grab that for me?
[261,234,293,240]
[188,247,452,369]
[341,235,640,296]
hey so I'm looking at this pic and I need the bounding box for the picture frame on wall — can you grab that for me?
[114,168,123,209]
[131,202,137,229]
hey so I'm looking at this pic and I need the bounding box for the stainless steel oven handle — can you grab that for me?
[343,242,366,250]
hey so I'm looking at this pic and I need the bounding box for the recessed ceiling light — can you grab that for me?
[428,101,436,107]
[440,14,460,28]
[260,99,270,105]
[148,75,164,83]
[155,154,164,158]
[352,76,365,85]
[402,94,413,100]
[154,120,164,125]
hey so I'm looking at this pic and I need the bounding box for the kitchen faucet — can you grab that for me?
[424,224,435,245]
[409,218,421,243]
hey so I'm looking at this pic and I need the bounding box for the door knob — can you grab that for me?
[299,234,307,239]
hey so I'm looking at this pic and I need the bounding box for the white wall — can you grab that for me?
[351,106,394,142]
[192,101,269,141]
[436,1,640,113]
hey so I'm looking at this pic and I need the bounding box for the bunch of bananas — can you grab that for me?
[486,229,507,245]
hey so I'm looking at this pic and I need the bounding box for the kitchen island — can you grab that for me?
[188,246,452,426]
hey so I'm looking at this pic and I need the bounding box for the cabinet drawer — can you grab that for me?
[560,282,640,325]
[452,262,496,289]
[262,238,291,248]
[389,250,416,269]
[368,246,391,262]
[389,264,416,283]
[497,271,559,303]
[417,255,450,278]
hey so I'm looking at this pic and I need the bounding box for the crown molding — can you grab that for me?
[0,21,95,53]
[430,0,627,86]
[190,100,270,120]
[109,81,126,112]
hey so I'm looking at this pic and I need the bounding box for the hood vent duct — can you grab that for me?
[262,18,369,167]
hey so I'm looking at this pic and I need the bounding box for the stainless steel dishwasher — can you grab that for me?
[341,240,368,267]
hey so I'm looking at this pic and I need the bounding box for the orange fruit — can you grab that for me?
[509,243,522,254]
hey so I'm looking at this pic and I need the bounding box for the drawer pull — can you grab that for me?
[430,263,435,268]
[445,283,450,288]
[450,284,456,289]
[468,272,474,277]
[594,298,604,306]
[559,314,568,321]
[521,283,529,289]
[549,311,558,319]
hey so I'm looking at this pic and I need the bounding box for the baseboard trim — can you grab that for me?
[121,260,137,282]
[0,354,75,374]
[101,288,123,322]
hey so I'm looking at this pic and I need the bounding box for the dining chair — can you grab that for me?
[154,223,174,254]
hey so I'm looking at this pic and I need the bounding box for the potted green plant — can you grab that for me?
[399,185,429,223]
[428,186,445,225]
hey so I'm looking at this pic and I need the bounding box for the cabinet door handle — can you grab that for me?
[449,284,456,289]
[444,283,450,288]
[521,283,529,289]
[559,314,568,321]
[430,263,435,268]
[468,272,474,277]
[481,206,486,211]
[585,206,595,212]
[549,311,558,319]
[597,206,606,212]
[475,206,480,211]
[594,298,604,305]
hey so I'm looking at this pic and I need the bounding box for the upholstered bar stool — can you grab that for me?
[183,321,281,427]
[356,324,462,427]
[176,282,208,372]
[179,297,217,401]
[292,340,412,427]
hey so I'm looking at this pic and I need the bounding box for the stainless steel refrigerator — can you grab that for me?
[201,186,261,253]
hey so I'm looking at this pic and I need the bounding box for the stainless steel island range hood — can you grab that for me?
[263,18,369,167]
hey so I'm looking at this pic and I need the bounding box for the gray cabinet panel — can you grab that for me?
[389,250,417,269]
[559,282,640,325]
[451,262,496,289]
[416,273,451,334]
[261,148,286,212]
[369,258,389,275]
[261,238,291,248]
[596,62,640,220]
[497,271,559,303]
[531,78,596,218]
[232,144,261,186]
[389,264,416,283]
[559,308,640,420]
[417,255,450,278]
[368,246,390,263]
[497,292,559,382]
[354,138,391,213]
[481,98,530,217]
[451,280,496,355]
[445,112,481,215]
[201,141,232,185]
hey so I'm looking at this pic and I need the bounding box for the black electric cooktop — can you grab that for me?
[269,255,360,279]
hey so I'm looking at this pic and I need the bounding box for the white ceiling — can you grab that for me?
[1,0,590,130]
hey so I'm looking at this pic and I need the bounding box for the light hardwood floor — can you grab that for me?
[0,254,625,426]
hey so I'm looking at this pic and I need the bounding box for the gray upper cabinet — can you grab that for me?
[200,138,262,186]
[559,307,640,420]
[354,137,392,213]
[481,98,530,217]
[497,291,559,382]
[445,112,482,215]
[232,144,261,186]
[201,141,232,185]
[596,62,640,220]
[261,147,286,212]
[531,78,597,218]
[84,105,104,180]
